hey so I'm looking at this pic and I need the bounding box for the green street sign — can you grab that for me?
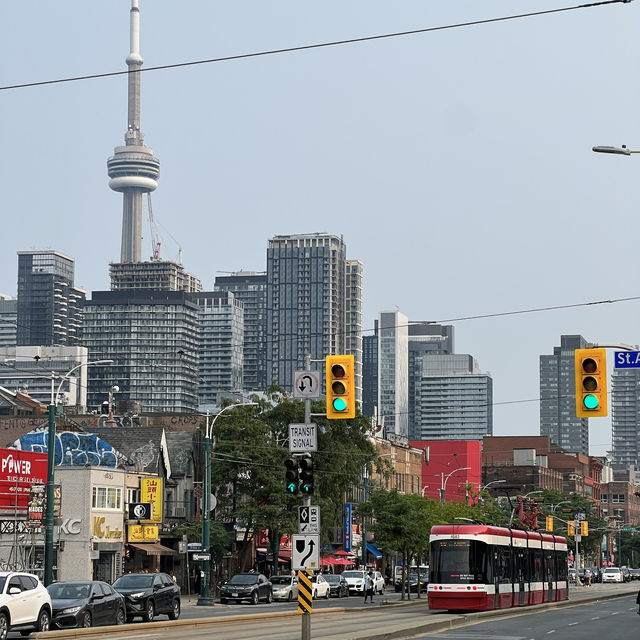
[623,527,635,532]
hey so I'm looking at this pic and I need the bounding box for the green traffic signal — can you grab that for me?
[285,457,299,494]
[332,397,347,412]
[583,394,599,410]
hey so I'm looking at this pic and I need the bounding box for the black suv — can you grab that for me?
[220,573,272,604]
[112,573,180,623]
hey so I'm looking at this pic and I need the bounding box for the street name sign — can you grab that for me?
[291,534,320,570]
[293,371,321,399]
[614,351,640,368]
[298,505,320,534]
[288,423,317,453]
[192,553,211,561]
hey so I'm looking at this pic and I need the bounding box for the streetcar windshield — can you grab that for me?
[430,539,490,584]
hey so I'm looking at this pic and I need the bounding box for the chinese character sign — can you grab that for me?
[128,524,159,543]
[140,477,163,523]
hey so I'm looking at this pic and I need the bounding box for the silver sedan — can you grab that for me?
[269,575,298,602]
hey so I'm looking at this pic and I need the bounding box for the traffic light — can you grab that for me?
[326,355,356,419]
[575,348,608,418]
[285,457,299,494]
[545,516,554,532]
[568,521,575,536]
[299,454,314,494]
[580,520,589,536]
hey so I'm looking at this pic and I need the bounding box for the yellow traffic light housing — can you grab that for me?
[326,355,356,419]
[580,521,588,536]
[575,348,608,418]
[568,521,575,536]
[545,516,554,532]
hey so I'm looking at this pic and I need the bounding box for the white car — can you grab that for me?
[601,567,624,583]
[310,574,330,599]
[341,570,368,595]
[371,571,385,594]
[0,571,52,639]
[270,575,298,601]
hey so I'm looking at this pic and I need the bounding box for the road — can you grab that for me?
[415,593,639,639]
[24,582,639,640]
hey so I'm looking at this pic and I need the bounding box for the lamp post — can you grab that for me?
[197,402,257,607]
[592,144,640,155]
[440,467,471,505]
[44,359,113,586]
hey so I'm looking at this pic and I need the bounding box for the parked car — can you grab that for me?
[0,571,52,639]
[112,572,181,622]
[371,571,385,594]
[629,568,640,580]
[341,570,368,595]
[621,567,632,582]
[310,573,330,599]
[48,580,125,628]
[269,575,297,602]
[568,568,577,584]
[586,567,601,583]
[395,566,429,593]
[219,573,272,605]
[601,567,624,583]
[324,574,349,598]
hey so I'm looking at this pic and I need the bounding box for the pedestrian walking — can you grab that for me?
[364,570,374,603]
[584,568,591,586]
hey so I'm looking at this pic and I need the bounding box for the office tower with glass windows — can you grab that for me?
[611,367,640,468]
[16,251,85,347]
[539,334,589,455]
[266,234,362,400]
[214,272,267,392]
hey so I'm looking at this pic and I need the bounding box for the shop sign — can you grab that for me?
[140,477,163,523]
[92,515,123,540]
[0,449,47,512]
[128,524,159,543]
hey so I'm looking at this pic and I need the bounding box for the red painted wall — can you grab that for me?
[409,440,482,504]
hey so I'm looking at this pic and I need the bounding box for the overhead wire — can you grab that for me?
[0,0,633,92]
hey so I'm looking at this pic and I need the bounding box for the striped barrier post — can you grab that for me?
[298,569,312,640]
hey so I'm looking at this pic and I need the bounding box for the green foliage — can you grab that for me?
[172,520,233,564]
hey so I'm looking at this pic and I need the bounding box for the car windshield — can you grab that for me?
[113,575,154,589]
[48,583,91,599]
[604,569,619,574]
[229,574,258,585]
[342,571,365,579]
[324,575,340,583]
[270,577,291,585]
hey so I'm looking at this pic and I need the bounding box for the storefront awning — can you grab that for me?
[366,543,382,559]
[129,543,177,556]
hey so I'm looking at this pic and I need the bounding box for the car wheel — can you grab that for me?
[36,609,50,633]
[0,613,8,640]
[116,608,126,625]
[266,590,272,604]
[251,590,259,605]
[81,611,92,628]
[168,599,180,620]
[143,600,155,622]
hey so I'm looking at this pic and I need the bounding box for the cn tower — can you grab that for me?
[107,0,160,263]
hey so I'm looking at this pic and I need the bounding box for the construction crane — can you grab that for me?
[146,193,161,261]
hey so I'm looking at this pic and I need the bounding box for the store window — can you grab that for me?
[92,486,122,510]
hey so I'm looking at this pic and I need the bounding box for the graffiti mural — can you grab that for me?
[12,430,127,468]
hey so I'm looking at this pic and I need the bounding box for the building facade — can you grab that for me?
[214,272,267,392]
[413,354,493,441]
[0,296,16,348]
[611,367,640,469]
[266,234,361,395]
[539,334,589,455]
[378,310,409,437]
[191,291,244,408]
[361,325,378,420]
[84,290,199,413]
[16,251,85,347]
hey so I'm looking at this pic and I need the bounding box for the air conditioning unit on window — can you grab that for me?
[172,506,186,518]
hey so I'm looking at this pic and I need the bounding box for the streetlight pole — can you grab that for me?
[440,467,471,505]
[44,359,113,586]
[197,402,257,607]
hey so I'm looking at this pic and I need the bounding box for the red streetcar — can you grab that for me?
[428,524,568,611]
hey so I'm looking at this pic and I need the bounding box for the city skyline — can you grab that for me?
[3,1,640,454]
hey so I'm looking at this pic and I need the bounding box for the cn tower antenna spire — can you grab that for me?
[107,0,160,263]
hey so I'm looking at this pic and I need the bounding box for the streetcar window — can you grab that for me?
[494,546,512,584]
[555,551,568,581]
[430,539,490,584]
[530,549,543,582]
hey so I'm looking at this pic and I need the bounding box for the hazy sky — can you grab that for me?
[2,1,639,455]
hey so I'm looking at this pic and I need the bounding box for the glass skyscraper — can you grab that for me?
[539,334,589,455]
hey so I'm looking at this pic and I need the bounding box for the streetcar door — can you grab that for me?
[493,550,500,609]
[516,549,526,606]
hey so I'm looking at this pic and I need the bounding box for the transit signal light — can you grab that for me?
[567,521,575,536]
[326,355,356,419]
[299,454,314,494]
[575,348,608,418]
[545,516,554,532]
[580,521,588,537]
[285,457,299,494]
